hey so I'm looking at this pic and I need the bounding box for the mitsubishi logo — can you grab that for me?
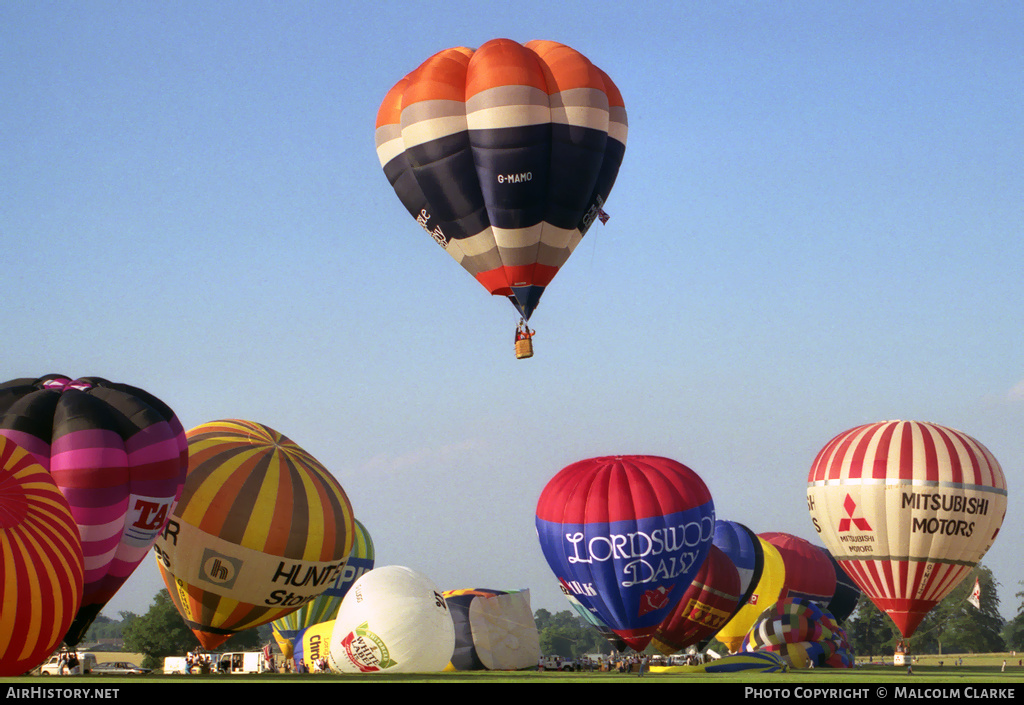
[838,494,872,531]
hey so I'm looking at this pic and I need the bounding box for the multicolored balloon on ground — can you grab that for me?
[652,650,787,674]
[153,419,355,650]
[742,598,851,669]
[329,566,455,673]
[807,420,1008,638]
[0,436,84,675]
[272,519,375,659]
[0,374,187,645]
[375,38,627,323]
[443,588,541,671]
[535,455,715,651]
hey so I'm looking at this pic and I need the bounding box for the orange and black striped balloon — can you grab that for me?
[153,420,355,650]
[376,38,627,322]
[0,436,84,675]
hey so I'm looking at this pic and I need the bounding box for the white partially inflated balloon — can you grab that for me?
[328,565,455,673]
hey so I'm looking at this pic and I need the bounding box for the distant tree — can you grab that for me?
[121,590,201,669]
[534,609,613,658]
[844,594,901,657]
[914,565,1005,654]
[1001,580,1024,651]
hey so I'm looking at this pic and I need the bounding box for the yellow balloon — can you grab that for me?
[154,420,355,650]
[716,539,785,653]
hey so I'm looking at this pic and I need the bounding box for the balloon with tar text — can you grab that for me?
[0,374,187,645]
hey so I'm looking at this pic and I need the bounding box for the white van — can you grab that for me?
[39,652,97,675]
[215,651,266,674]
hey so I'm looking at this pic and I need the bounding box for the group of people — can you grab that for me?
[54,650,80,675]
[289,657,329,673]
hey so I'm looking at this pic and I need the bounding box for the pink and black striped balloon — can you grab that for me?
[0,375,187,645]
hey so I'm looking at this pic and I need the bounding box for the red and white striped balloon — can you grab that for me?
[807,420,1007,638]
[0,436,84,675]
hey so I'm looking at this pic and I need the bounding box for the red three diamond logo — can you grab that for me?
[838,494,872,531]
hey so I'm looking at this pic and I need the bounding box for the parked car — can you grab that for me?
[539,656,578,671]
[92,661,151,675]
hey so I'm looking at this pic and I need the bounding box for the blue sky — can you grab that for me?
[3,1,1022,623]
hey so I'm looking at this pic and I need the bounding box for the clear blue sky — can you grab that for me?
[3,1,1022,622]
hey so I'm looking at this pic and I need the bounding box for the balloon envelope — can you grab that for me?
[652,544,742,655]
[559,583,628,652]
[375,38,627,321]
[443,588,541,671]
[329,566,455,673]
[715,537,786,653]
[0,436,85,675]
[535,455,715,651]
[272,518,375,657]
[153,419,355,650]
[712,520,764,619]
[742,598,850,669]
[807,420,1007,638]
[0,374,187,645]
[821,550,861,624]
[759,531,836,607]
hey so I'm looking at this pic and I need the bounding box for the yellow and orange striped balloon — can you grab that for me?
[0,436,84,675]
[153,420,355,650]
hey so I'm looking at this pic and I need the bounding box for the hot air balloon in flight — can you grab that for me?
[153,419,355,650]
[0,436,85,676]
[375,38,628,355]
[329,565,455,673]
[807,420,1007,639]
[652,544,742,655]
[0,374,187,645]
[272,519,375,660]
[535,455,715,651]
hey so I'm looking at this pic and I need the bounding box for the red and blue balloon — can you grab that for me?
[536,455,715,651]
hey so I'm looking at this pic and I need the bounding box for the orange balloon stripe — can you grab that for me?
[403,48,471,105]
[525,40,605,94]
[465,39,547,99]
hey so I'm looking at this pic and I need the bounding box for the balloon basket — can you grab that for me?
[515,338,534,359]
